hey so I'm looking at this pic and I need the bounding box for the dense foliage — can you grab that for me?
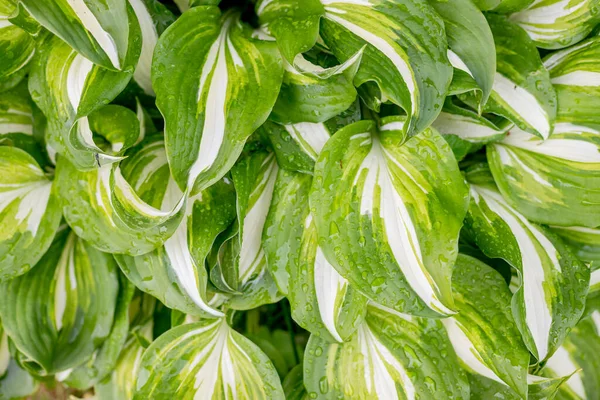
[1,0,600,399]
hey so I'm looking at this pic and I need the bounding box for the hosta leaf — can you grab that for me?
[304,303,469,399]
[551,226,600,265]
[544,311,600,399]
[0,228,119,376]
[261,100,361,174]
[0,81,36,146]
[464,165,589,362]
[210,151,282,310]
[443,254,529,398]
[61,275,135,389]
[319,0,452,134]
[461,14,556,139]
[28,19,142,170]
[270,51,362,124]
[54,136,185,255]
[487,126,600,227]
[115,176,236,318]
[128,0,176,96]
[133,318,285,399]
[310,117,469,317]
[509,0,600,49]
[432,99,511,144]
[469,373,574,400]
[0,146,61,281]
[0,18,35,80]
[428,0,496,107]
[152,6,283,191]
[264,169,367,342]
[0,323,39,399]
[544,36,600,130]
[283,365,309,400]
[255,0,324,64]
[21,0,131,70]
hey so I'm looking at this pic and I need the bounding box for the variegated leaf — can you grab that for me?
[261,100,361,174]
[310,117,469,317]
[0,146,61,281]
[552,226,600,265]
[488,125,600,227]
[464,165,589,362]
[443,254,530,398]
[264,169,367,342]
[133,318,285,399]
[210,151,282,310]
[28,22,142,170]
[304,302,469,399]
[460,14,556,139]
[469,372,574,400]
[544,36,600,131]
[115,175,236,318]
[270,51,362,124]
[21,0,131,70]
[509,0,600,49]
[0,228,119,376]
[432,98,512,144]
[544,311,600,399]
[0,321,39,399]
[128,0,175,96]
[55,135,185,255]
[318,0,452,134]
[152,6,283,191]
[0,8,35,80]
[0,80,34,139]
[428,0,496,107]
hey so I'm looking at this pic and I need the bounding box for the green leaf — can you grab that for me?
[264,169,367,342]
[115,176,237,318]
[210,151,282,310]
[509,0,600,49]
[133,318,285,399]
[544,36,600,131]
[428,0,496,107]
[432,99,511,144]
[319,0,452,134]
[304,303,469,399]
[54,136,185,255]
[152,6,283,191]
[256,0,325,64]
[469,372,576,400]
[28,18,142,170]
[21,0,131,70]
[461,14,556,139]
[0,228,119,376]
[0,324,39,400]
[282,365,309,400]
[444,254,529,398]
[544,312,600,399]
[487,126,600,227]
[310,117,469,317]
[464,165,589,362]
[0,146,61,281]
[551,226,600,265]
[0,21,35,80]
[270,51,362,124]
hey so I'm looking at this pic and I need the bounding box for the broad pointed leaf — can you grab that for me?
[0,146,61,281]
[318,0,452,134]
[0,322,39,399]
[310,117,469,317]
[552,226,600,265]
[488,126,600,227]
[304,303,470,399]
[264,169,367,342]
[282,365,309,400]
[509,0,600,49]
[210,151,282,310]
[464,165,589,362]
[21,0,131,70]
[54,136,185,255]
[133,318,285,399]
[0,16,34,80]
[152,6,283,190]
[115,175,236,318]
[0,228,119,376]
[461,14,556,139]
[443,254,530,398]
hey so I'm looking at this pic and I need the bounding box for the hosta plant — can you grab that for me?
[0,0,600,399]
